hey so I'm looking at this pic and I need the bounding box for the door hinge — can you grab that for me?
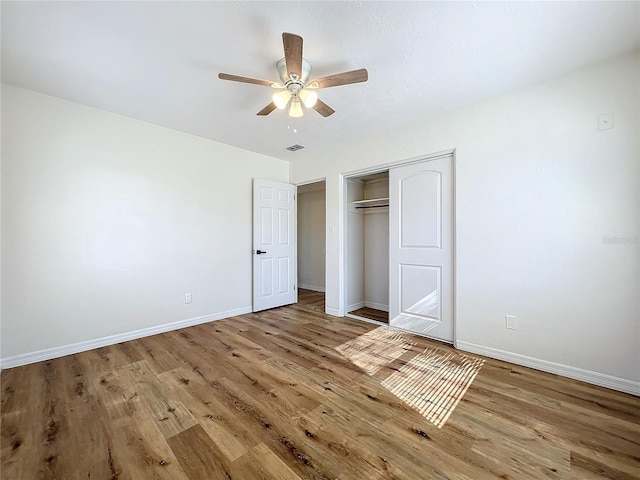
[294,284,296,289]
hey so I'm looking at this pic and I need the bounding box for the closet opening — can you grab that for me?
[341,152,455,343]
[345,171,389,325]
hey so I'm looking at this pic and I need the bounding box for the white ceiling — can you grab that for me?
[2,1,639,161]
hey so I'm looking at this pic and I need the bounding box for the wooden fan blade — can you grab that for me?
[312,99,335,117]
[257,102,278,116]
[218,73,275,87]
[310,69,368,89]
[282,33,303,79]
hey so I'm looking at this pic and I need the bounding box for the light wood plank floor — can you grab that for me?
[2,290,639,479]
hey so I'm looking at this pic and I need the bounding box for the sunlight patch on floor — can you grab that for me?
[335,326,416,375]
[381,348,484,428]
[336,326,484,428]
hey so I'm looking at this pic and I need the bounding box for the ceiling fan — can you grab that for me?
[218,33,368,118]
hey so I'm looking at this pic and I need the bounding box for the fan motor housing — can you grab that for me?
[277,57,312,91]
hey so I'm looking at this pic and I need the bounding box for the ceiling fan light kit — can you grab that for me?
[299,90,318,108]
[218,32,368,118]
[272,90,291,109]
[288,97,304,118]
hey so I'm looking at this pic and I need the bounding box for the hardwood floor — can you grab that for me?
[2,289,639,479]
[349,306,389,323]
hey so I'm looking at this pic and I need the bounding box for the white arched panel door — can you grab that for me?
[389,156,454,342]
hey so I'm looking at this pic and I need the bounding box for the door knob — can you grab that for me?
[256,250,267,254]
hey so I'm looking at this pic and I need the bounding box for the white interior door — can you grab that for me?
[253,179,297,312]
[389,155,454,341]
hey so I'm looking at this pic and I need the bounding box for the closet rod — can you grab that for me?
[355,204,389,209]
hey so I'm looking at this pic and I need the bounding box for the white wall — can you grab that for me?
[363,179,389,311]
[291,52,640,389]
[297,182,326,292]
[1,84,288,361]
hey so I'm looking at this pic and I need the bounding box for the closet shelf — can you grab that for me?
[353,197,389,209]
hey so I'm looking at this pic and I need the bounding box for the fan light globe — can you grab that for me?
[299,90,318,108]
[272,91,291,109]
[288,97,304,117]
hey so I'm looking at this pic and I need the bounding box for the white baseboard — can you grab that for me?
[347,301,365,312]
[299,283,326,292]
[364,301,389,312]
[456,340,640,397]
[325,307,341,317]
[0,306,252,370]
[345,313,386,327]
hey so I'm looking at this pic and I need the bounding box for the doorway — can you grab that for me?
[297,180,326,306]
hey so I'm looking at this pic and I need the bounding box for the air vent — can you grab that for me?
[286,144,305,152]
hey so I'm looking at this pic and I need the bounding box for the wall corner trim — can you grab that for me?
[0,306,253,370]
[456,340,640,397]
[325,307,341,317]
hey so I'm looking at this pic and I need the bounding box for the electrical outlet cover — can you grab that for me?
[505,315,516,330]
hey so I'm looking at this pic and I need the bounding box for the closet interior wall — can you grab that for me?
[346,179,365,311]
[363,178,389,312]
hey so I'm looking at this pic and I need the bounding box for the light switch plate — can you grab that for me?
[598,113,613,131]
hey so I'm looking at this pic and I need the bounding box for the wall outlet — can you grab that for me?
[505,315,516,330]
[184,293,192,304]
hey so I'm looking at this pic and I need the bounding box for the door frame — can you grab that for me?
[339,149,458,344]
